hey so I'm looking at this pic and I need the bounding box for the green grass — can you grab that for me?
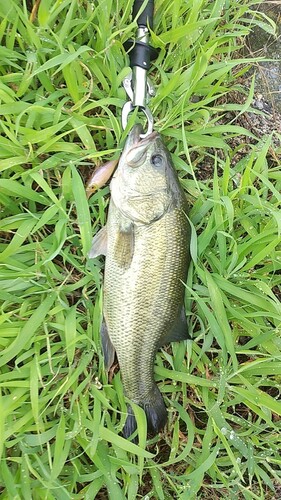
[0,0,281,498]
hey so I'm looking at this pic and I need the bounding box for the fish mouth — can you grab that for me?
[132,131,159,147]
[136,130,159,146]
[127,124,159,147]
[126,127,160,161]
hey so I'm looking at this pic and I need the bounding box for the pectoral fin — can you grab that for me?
[88,226,107,258]
[113,224,134,270]
[160,306,190,346]
[101,320,115,371]
[123,195,167,224]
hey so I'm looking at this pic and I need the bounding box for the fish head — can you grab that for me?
[110,125,184,223]
[122,130,170,194]
[111,125,182,224]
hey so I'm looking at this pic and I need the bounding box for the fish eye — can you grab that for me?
[151,154,164,167]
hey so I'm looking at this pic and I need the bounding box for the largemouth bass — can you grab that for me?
[90,124,191,438]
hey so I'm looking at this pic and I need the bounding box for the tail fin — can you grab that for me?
[123,385,167,440]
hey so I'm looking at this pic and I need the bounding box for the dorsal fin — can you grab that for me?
[160,306,190,346]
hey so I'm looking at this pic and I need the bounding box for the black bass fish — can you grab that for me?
[89,124,191,438]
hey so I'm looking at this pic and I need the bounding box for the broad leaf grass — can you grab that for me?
[0,0,281,498]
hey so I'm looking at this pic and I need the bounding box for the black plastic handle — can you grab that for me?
[124,39,159,70]
[124,0,158,71]
[132,0,154,29]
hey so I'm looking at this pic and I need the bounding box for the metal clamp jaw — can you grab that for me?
[122,68,156,137]
[121,1,158,138]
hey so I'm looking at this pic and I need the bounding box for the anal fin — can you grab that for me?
[101,320,115,371]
